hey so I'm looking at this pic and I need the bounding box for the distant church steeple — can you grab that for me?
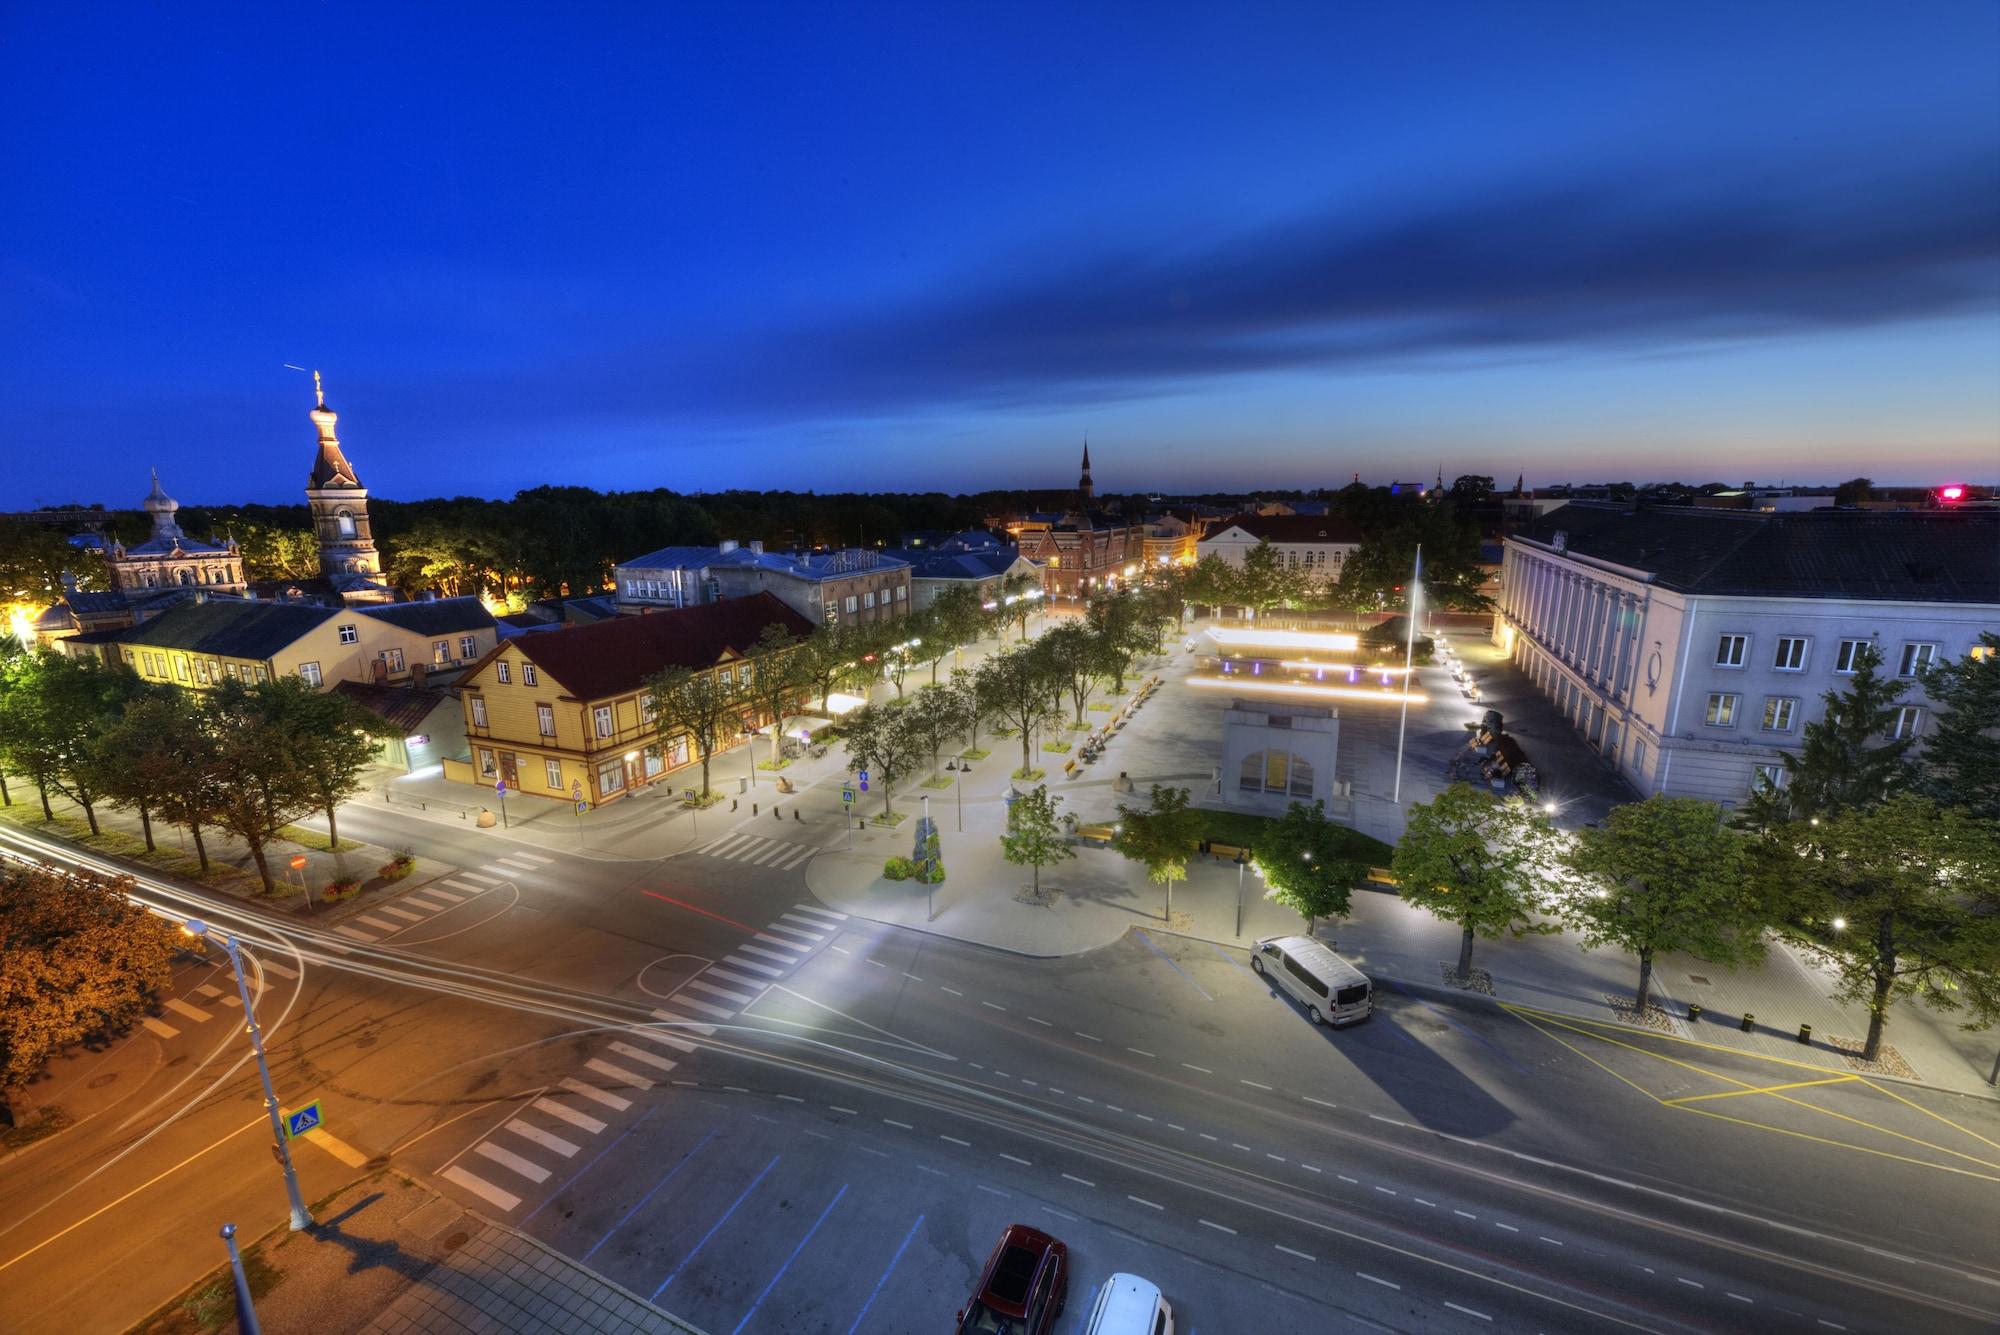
[1078,439,1095,503]
[302,373,390,602]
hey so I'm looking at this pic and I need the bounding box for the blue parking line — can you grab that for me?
[732,1182,849,1335]
[1134,929,1213,1002]
[654,1153,782,1299]
[1206,939,1259,982]
[522,1104,661,1224]
[1382,978,1533,1076]
[847,1213,925,1335]
[583,1127,717,1260]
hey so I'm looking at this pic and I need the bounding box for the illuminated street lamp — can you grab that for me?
[182,919,313,1230]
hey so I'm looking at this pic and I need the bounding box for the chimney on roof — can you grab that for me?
[748,540,764,554]
[719,539,739,554]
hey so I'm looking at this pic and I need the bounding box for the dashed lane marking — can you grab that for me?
[941,986,964,996]
[1200,1220,1237,1235]
[1275,1245,1315,1262]
[940,1135,971,1147]
[999,1153,1031,1166]
[441,1165,520,1211]
[1127,1047,1156,1058]
[1357,1273,1399,1290]
[1443,1302,1491,1322]
[1240,1078,1272,1091]
[975,1184,1009,1198]
[1182,1063,1212,1074]
[1075,1032,1101,1042]
[1128,1196,1164,1210]
[1062,1174,1095,1187]
[532,1099,605,1134]
[883,1119,913,1130]
[1302,1095,1338,1110]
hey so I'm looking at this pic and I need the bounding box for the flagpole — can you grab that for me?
[1392,545,1421,805]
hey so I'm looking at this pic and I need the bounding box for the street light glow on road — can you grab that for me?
[1185,675,1427,705]
[1205,627,1361,653]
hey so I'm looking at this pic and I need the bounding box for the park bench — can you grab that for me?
[1062,758,1079,778]
[1074,823,1117,846]
[1207,841,1249,862]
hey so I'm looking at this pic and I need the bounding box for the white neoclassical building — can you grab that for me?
[1493,503,1999,806]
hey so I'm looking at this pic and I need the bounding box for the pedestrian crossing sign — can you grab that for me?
[841,787,856,805]
[284,1101,323,1140]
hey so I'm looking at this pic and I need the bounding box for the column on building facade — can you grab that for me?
[1547,569,1567,654]
[1531,559,1552,639]
[1580,580,1603,679]
[1612,593,1640,701]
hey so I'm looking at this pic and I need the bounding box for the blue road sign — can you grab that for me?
[858,771,868,783]
[575,800,589,814]
[860,779,869,792]
[495,779,507,796]
[841,787,856,805]
[284,1101,323,1139]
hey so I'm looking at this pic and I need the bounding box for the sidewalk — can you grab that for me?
[137,1170,706,1335]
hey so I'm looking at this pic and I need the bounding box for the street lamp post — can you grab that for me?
[922,793,935,922]
[1235,852,1248,938]
[183,919,313,1231]
[220,1224,262,1335]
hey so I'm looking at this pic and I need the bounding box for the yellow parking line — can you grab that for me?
[1500,1003,1856,1079]
[1858,1077,2000,1155]
[1664,1075,1860,1106]
[1673,1104,2000,1185]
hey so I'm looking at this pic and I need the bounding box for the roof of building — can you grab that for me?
[105,598,335,658]
[1515,503,2000,602]
[332,681,450,733]
[64,590,131,614]
[498,592,816,700]
[1203,512,1364,544]
[616,544,723,572]
[884,548,1025,581]
[355,596,497,635]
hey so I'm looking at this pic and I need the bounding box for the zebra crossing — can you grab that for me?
[438,901,849,1214]
[140,955,300,1039]
[694,830,820,870]
[331,849,553,944]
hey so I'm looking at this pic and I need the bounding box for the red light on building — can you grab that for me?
[1939,484,1966,503]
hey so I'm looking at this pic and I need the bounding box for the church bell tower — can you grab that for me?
[302,372,388,600]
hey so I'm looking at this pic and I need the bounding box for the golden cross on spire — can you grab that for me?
[313,369,324,409]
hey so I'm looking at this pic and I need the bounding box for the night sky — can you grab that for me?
[4,4,1997,508]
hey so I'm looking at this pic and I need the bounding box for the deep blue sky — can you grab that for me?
[4,4,1997,507]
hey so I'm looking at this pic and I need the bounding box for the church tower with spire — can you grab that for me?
[303,373,392,603]
[1078,440,1095,504]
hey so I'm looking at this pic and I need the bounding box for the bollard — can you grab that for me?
[731,799,739,812]
[1687,1002,1702,1022]
[753,803,759,816]
[1740,1012,1755,1032]
[1798,1023,1812,1045]
[794,809,802,821]
[773,807,781,821]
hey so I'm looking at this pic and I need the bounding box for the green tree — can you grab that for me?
[1832,477,1876,507]
[1184,554,1238,614]
[1763,795,2000,1062]
[1740,645,1909,827]
[797,623,862,716]
[646,665,739,800]
[30,652,137,836]
[976,648,1061,777]
[1,864,180,1119]
[235,525,320,582]
[270,678,385,849]
[741,623,808,766]
[1563,795,1765,1013]
[0,650,60,819]
[1001,783,1073,895]
[928,584,988,673]
[1391,783,1557,978]
[841,702,924,819]
[1236,541,1307,615]
[905,684,972,782]
[994,572,1040,642]
[0,521,82,610]
[1114,784,1204,922]
[1916,633,2000,820]
[92,686,188,853]
[1085,592,1148,693]
[202,679,322,894]
[1256,801,1366,935]
[1038,620,1105,724]
[153,700,226,873]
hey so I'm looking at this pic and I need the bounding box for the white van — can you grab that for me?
[1251,935,1372,1026]
[1082,1273,1173,1335]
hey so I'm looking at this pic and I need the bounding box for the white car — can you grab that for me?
[1081,1273,1173,1335]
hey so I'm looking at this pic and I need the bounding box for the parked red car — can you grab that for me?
[957,1223,1069,1334]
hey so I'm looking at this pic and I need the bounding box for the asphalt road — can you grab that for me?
[3,795,1997,1334]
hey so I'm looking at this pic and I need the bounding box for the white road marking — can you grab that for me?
[983,1002,1006,1011]
[828,944,851,955]
[752,931,809,952]
[704,964,769,989]
[1677,1278,1704,1289]
[632,1027,697,1054]
[902,972,924,983]
[1127,1047,1156,1057]
[193,983,224,999]
[431,884,472,899]
[1026,1015,1050,1026]
[531,1099,605,1134]
[358,915,402,932]
[1540,1236,1562,1245]
[1443,1302,1491,1322]
[999,1153,1031,1166]
[510,851,553,864]
[1182,1062,1213,1074]
[760,924,819,946]
[1200,1220,1237,1235]
[1128,1196,1163,1210]
[492,858,538,873]
[1374,1187,1397,1196]
[738,943,798,965]
[1338,1175,1358,1184]
[255,959,299,979]
[1275,1245,1315,1262]
[401,896,451,911]
[559,1077,630,1111]
[792,905,846,923]
[218,995,242,1008]
[1041,1206,1077,1222]
[1074,1032,1101,1042]
[607,1041,678,1073]
[883,1119,913,1129]
[1728,1294,1754,1304]
[1300,1163,1321,1174]
[1266,1153,1285,1163]
[1240,1078,1273,1091]
[141,1017,178,1038]
[830,1106,858,1115]
[1062,1174,1095,1187]
[777,1094,805,1103]
[377,905,425,923]
[940,1135,971,1146]
[975,1184,1009,1198]
[163,998,212,1022]
[584,1058,653,1089]
[475,1141,550,1183]
[1454,1210,1477,1219]
[456,871,500,885]
[1168,1123,1185,1131]
[1232,1143,1253,1152]
[506,1120,579,1157]
[684,978,758,1007]
[650,1007,717,1035]
[1358,1273,1399,1290]
[722,955,785,978]
[441,1165,519,1211]
[1817,1321,1848,1331]
[1199,1133,1218,1141]
[670,995,737,1020]
[941,986,964,996]
[1495,1223,1519,1232]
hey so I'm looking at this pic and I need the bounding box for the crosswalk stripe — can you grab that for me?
[479,865,522,879]
[251,958,300,979]
[358,915,403,932]
[505,1119,579,1157]
[737,942,798,965]
[759,924,818,947]
[776,846,814,869]
[607,1041,678,1073]
[584,1058,655,1089]
[193,983,224,999]
[401,895,451,911]
[377,905,425,923]
[724,843,767,862]
[509,851,553,865]
[559,1077,631,1112]
[668,995,737,1020]
[632,1027,697,1054]
[531,1098,606,1134]
[474,1141,550,1183]
[706,833,754,857]
[142,1017,179,1038]
[650,1007,716,1036]
[333,926,376,942]
[750,844,791,866]
[492,858,538,873]
[219,995,242,1008]
[776,913,828,937]
[163,998,213,1022]
[791,904,847,924]
[721,955,784,978]
[685,978,758,1007]
[441,1165,521,1211]
[435,883,476,898]
[709,963,775,986]
[456,871,500,885]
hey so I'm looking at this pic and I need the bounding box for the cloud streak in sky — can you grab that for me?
[571,153,2000,425]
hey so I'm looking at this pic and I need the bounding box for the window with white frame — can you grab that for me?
[1714,634,1747,668]
[434,639,450,665]
[298,661,323,688]
[545,758,564,789]
[1898,642,1937,678]
[1835,638,1872,674]
[1773,637,1808,671]
[1630,738,1647,775]
[477,747,496,778]
[523,663,538,687]
[496,661,511,683]
[1753,762,1785,793]
[460,635,476,658]
[594,705,614,737]
[537,703,556,737]
[469,696,488,728]
[641,696,657,724]
[597,759,625,794]
[1705,692,1740,727]
[383,647,404,673]
[895,585,906,600]
[194,659,210,684]
[338,623,358,644]
[253,666,267,683]
[175,657,189,681]
[864,590,876,608]
[1761,697,1797,732]
[1891,705,1924,740]
[845,595,858,613]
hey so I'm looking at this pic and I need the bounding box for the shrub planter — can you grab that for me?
[322,878,362,904]
[378,853,416,882]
